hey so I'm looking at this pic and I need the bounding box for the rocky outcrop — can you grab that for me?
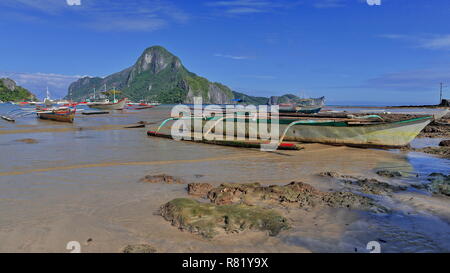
[427,173,450,196]
[205,181,383,211]
[122,244,157,253]
[139,174,184,184]
[160,198,289,239]
[0,78,36,102]
[67,46,234,104]
[319,171,408,196]
[1,78,16,91]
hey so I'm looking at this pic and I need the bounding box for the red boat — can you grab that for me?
[36,107,76,123]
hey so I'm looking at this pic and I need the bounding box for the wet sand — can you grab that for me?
[0,104,449,252]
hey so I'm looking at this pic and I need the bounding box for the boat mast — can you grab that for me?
[93,87,96,100]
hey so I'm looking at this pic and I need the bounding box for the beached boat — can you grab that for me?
[278,104,322,114]
[275,96,325,114]
[163,114,433,148]
[36,107,76,123]
[88,98,128,110]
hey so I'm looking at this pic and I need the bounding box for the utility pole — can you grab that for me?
[440,82,443,103]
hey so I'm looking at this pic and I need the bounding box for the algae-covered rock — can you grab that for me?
[206,181,381,211]
[427,173,450,196]
[342,178,407,195]
[187,183,213,197]
[15,138,39,144]
[160,198,289,239]
[320,171,407,195]
[376,170,404,178]
[139,174,184,184]
[122,244,157,253]
[415,147,450,158]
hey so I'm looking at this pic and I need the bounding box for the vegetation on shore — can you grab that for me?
[0,78,36,102]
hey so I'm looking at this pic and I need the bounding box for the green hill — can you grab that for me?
[67,46,234,104]
[0,78,36,102]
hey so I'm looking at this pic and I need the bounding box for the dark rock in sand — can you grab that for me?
[376,170,404,178]
[426,173,450,196]
[206,181,383,212]
[122,244,157,253]
[160,198,289,239]
[15,138,38,144]
[415,147,450,158]
[187,183,213,197]
[439,140,450,147]
[419,123,450,138]
[139,174,184,184]
[320,171,408,195]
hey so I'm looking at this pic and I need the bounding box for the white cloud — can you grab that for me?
[0,72,82,99]
[313,0,345,9]
[214,53,251,60]
[66,0,81,6]
[380,33,450,51]
[0,0,189,32]
[206,0,298,14]
[362,69,450,92]
[241,74,276,79]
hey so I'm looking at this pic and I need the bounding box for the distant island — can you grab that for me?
[0,78,36,102]
[66,45,304,105]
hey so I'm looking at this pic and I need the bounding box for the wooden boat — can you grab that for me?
[36,107,76,123]
[1,115,15,122]
[278,104,322,114]
[163,114,433,148]
[275,97,325,114]
[88,98,128,110]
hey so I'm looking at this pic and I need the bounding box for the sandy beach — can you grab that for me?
[0,105,448,253]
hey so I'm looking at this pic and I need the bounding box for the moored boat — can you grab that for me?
[36,107,76,123]
[88,98,128,110]
[160,114,433,148]
[278,104,322,114]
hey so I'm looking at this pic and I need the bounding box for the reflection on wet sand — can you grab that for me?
[0,105,449,253]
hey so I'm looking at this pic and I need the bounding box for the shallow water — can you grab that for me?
[0,103,449,253]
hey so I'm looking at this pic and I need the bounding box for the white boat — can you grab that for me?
[88,98,128,110]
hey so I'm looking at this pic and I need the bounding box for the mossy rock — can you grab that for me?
[160,198,289,239]
[206,181,384,212]
[122,244,157,253]
[427,173,450,196]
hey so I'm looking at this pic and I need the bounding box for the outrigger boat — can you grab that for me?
[88,98,128,110]
[154,113,433,149]
[36,107,76,123]
[278,104,322,114]
[275,96,325,114]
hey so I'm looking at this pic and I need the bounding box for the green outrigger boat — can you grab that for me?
[154,114,433,148]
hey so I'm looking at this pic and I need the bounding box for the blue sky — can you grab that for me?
[1,0,450,105]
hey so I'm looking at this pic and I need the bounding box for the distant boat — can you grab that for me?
[275,96,325,114]
[297,96,325,107]
[36,107,76,123]
[88,98,128,110]
[278,104,322,114]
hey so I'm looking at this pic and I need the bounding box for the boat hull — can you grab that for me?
[37,111,75,123]
[181,116,433,148]
[88,98,127,110]
[281,117,432,147]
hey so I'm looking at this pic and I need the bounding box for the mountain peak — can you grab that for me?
[133,46,182,75]
[67,45,234,103]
